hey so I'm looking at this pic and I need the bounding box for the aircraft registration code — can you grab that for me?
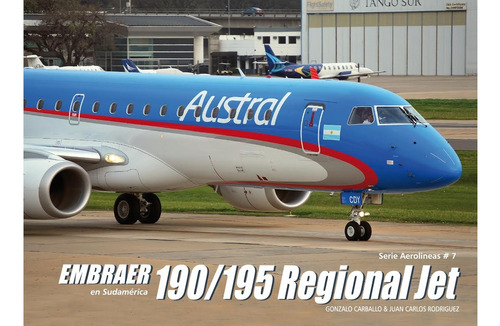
[340,192,363,205]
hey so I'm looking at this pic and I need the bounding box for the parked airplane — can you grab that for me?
[24,69,461,241]
[122,59,186,75]
[24,55,104,71]
[264,45,381,81]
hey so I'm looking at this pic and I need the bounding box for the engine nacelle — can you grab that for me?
[216,185,311,212]
[24,157,92,219]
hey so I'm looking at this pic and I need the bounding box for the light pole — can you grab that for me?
[227,0,231,35]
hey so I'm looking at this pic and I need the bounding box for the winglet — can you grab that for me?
[122,59,141,73]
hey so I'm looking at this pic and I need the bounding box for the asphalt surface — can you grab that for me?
[25,212,477,326]
[23,75,478,325]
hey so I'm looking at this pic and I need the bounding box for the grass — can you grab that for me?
[407,99,477,120]
[86,151,477,226]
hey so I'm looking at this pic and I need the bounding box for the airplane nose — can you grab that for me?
[419,146,462,189]
[377,132,463,193]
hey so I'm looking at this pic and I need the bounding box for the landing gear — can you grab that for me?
[113,193,162,225]
[114,193,139,224]
[359,221,372,241]
[345,221,361,241]
[344,205,372,241]
[138,193,162,224]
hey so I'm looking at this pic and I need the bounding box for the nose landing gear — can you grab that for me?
[340,192,381,241]
[344,206,372,241]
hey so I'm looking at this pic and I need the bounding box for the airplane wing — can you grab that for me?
[320,70,385,80]
[25,145,100,163]
[269,59,289,65]
[24,144,128,165]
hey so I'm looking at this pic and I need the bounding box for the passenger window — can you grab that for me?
[143,104,151,116]
[229,108,237,119]
[37,99,44,110]
[264,109,272,121]
[159,105,167,116]
[92,101,100,113]
[194,106,202,118]
[110,102,117,114]
[54,100,62,111]
[177,105,185,117]
[348,107,374,125]
[211,107,219,118]
[126,103,134,115]
[246,108,254,120]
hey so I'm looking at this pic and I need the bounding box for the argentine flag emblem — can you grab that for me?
[323,125,341,141]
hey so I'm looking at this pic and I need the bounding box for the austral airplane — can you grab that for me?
[23,69,461,241]
[122,59,186,75]
[25,55,104,71]
[265,44,381,81]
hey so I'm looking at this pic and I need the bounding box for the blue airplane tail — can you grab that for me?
[122,59,141,73]
[264,44,287,73]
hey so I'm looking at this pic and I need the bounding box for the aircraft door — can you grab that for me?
[68,94,85,125]
[300,104,324,154]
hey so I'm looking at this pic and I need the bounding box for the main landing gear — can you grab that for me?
[113,193,162,225]
[344,205,372,241]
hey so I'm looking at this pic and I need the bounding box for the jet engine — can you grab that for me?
[215,185,311,212]
[24,156,92,219]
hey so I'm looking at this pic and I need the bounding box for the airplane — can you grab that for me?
[24,55,104,71]
[264,44,382,81]
[23,69,462,241]
[122,59,186,75]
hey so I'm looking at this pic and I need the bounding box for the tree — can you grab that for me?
[24,0,117,66]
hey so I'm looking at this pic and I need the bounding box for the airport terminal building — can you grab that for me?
[301,0,477,75]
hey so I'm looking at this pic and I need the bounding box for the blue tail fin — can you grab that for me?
[122,59,141,73]
[264,44,285,73]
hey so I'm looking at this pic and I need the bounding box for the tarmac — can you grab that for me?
[25,212,477,326]
[24,75,478,325]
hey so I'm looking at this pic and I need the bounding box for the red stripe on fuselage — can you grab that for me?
[24,107,378,189]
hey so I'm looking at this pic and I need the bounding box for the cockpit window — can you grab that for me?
[377,106,427,125]
[348,107,374,125]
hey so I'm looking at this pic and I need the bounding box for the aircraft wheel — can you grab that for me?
[138,193,162,224]
[114,193,139,224]
[345,221,361,241]
[359,221,372,241]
